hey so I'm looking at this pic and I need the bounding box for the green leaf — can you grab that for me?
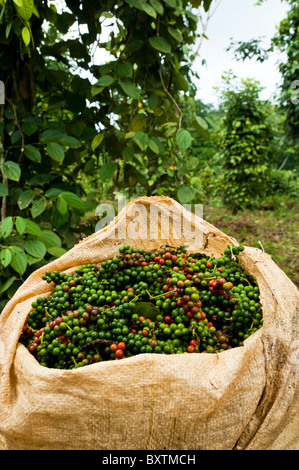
[149,0,164,15]
[0,276,17,296]
[11,130,22,144]
[57,196,68,214]
[0,217,13,239]
[176,129,192,150]
[10,250,28,275]
[21,26,31,46]
[25,219,42,236]
[115,63,133,79]
[0,183,8,196]
[96,75,115,87]
[26,254,42,266]
[203,0,213,12]
[17,189,35,210]
[59,191,84,210]
[91,133,104,151]
[31,199,46,218]
[24,145,42,163]
[131,302,161,321]
[132,131,149,151]
[47,246,67,258]
[122,146,134,161]
[16,216,26,235]
[14,0,34,21]
[167,27,183,43]
[148,138,160,154]
[148,94,160,110]
[38,230,61,249]
[41,129,65,143]
[120,80,140,100]
[164,0,177,7]
[9,246,24,255]
[3,161,21,181]
[195,116,208,130]
[177,185,195,204]
[149,36,171,54]
[58,135,81,149]
[22,117,41,136]
[6,22,12,39]
[28,174,56,186]
[186,156,199,170]
[142,3,156,18]
[99,161,117,181]
[193,116,210,139]
[130,115,147,132]
[149,136,165,154]
[71,123,83,138]
[45,188,62,198]
[125,0,144,9]
[24,239,46,259]
[47,142,65,163]
[0,248,12,268]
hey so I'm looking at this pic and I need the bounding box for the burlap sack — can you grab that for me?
[0,196,298,450]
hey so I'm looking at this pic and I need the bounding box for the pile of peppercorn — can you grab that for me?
[19,243,263,369]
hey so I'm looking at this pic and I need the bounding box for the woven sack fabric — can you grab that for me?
[0,196,298,450]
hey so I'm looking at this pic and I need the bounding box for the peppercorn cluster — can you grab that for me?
[19,243,263,369]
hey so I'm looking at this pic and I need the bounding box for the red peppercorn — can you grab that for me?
[115,349,124,359]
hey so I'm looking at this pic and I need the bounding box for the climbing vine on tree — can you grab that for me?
[216,76,275,213]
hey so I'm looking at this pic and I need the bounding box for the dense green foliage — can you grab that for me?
[0,0,213,310]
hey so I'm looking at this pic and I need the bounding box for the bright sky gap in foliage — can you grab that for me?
[50,0,289,106]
